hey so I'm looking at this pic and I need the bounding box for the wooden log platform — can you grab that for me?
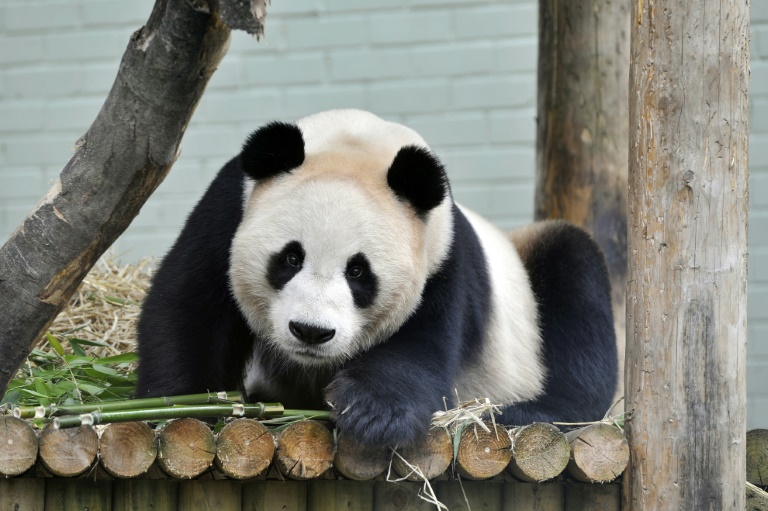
[0,416,640,510]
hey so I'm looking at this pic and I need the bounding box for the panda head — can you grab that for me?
[230,110,453,368]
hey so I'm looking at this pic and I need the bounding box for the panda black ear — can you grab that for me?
[240,121,305,180]
[387,145,448,215]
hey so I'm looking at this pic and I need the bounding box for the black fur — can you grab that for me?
[499,221,617,425]
[345,253,378,309]
[136,158,253,397]
[241,122,305,181]
[387,145,448,216]
[267,241,305,291]
[136,138,616,447]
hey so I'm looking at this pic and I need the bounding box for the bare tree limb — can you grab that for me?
[0,0,266,394]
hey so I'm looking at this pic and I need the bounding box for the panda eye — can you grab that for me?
[286,253,300,267]
[347,266,363,279]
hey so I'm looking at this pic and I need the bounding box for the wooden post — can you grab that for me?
[624,0,750,508]
[535,0,630,399]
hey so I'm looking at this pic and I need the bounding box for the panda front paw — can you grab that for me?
[325,373,433,448]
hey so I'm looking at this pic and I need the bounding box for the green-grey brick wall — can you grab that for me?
[0,0,765,427]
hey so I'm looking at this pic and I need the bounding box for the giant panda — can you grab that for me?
[136,109,617,447]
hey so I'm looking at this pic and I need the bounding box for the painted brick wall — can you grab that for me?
[0,1,765,427]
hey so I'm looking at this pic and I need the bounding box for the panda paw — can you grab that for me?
[326,373,432,448]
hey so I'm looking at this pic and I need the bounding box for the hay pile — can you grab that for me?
[41,255,153,358]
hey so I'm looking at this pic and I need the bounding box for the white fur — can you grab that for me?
[452,206,546,404]
[233,109,544,405]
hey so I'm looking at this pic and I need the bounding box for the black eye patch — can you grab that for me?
[267,241,305,290]
[345,253,378,309]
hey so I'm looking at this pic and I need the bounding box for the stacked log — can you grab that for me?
[747,429,768,489]
[0,416,636,483]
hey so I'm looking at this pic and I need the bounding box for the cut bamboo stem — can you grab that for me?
[0,416,38,476]
[39,423,98,477]
[747,429,768,488]
[14,391,244,419]
[157,418,215,479]
[455,422,512,480]
[565,423,628,482]
[392,428,453,481]
[53,402,285,428]
[99,421,157,478]
[334,434,390,481]
[275,420,335,480]
[215,419,274,479]
[508,422,570,482]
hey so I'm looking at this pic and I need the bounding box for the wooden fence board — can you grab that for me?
[242,480,307,511]
[112,479,178,511]
[44,479,112,511]
[308,480,374,511]
[0,478,45,511]
[502,482,565,510]
[177,480,242,510]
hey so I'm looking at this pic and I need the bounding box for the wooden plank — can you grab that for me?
[0,478,45,511]
[372,481,433,511]
[177,480,241,510]
[308,480,374,511]
[44,479,112,511]
[242,481,307,511]
[112,479,178,511]
[502,483,565,511]
[564,484,619,511]
[434,480,503,511]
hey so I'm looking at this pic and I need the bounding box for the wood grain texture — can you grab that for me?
[373,481,434,511]
[215,419,274,480]
[503,483,565,511]
[112,479,179,511]
[0,416,38,476]
[564,424,628,483]
[274,420,335,481]
[535,0,630,400]
[508,422,569,483]
[157,418,216,479]
[242,481,307,511]
[624,0,750,509]
[0,478,45,511]
[44,479,112,511]
[455,423,512,480]
[177,480,242,510]
[308,480,374,511]
[39,424,98,477]
[392,428,453,481]
[434,481,503,511]
[0,0,234,395]
[334,434,390,481]
[99,421,157,478]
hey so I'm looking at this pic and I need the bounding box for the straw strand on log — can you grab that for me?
[392,428,453,481]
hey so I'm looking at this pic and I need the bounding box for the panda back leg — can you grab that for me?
[501,220,618,425]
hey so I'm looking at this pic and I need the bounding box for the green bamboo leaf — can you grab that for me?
[78,383,105,397]
[45,333,65,356]
[0,389,20,405]
[68,338,108,347]
[104,295,137,306]
[98,353,139,364]
[21,389,50,399]
[91,364,119,376]
[68,340,87,357]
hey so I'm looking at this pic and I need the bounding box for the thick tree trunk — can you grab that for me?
[623,0,749,509]
[535,0,630,402]
[0,0,265,394]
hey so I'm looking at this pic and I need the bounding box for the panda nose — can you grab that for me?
[289,321,335,345]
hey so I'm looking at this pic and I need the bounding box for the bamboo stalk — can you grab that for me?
[14,390,244,419]
[52,402,286,428]
[215,419,274,479]
[0,416,38,476]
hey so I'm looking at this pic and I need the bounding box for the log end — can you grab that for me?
[566,423,628,483]
[215,418,274,480]
[39,423,98,477]
[508,422,569,482]
[0,416,38,476]
[334,434,390,481]
[275,420,335,480]
[99,421,157,478]
[455,422,512,480]
[157,418,215,479]
[392,428,453,481]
